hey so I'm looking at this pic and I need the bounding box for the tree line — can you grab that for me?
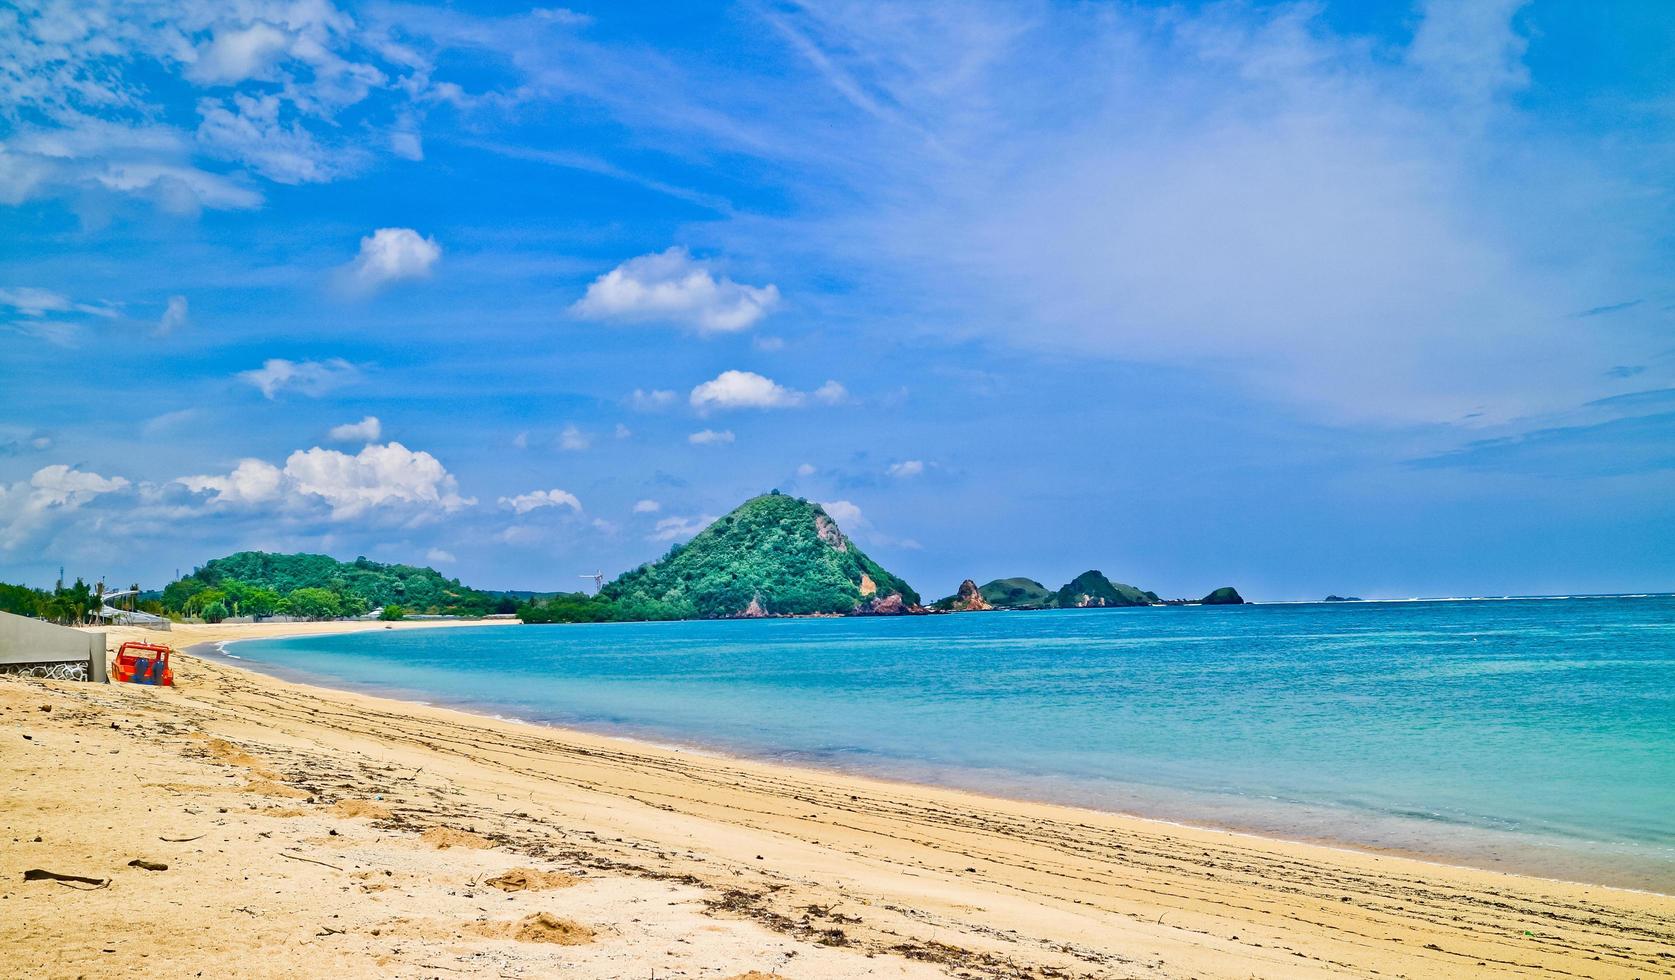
[0,579,104,625]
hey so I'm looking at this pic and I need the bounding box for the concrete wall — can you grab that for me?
[0,611,106,683]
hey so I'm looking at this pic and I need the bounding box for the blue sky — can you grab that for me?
[1,0,1671,601]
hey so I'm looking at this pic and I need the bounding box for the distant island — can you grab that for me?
[1323,595,1364,602]
[931,573,1240,610]
[68,490,1243,625]
[596,492,920,618]
[522,492,1243,622]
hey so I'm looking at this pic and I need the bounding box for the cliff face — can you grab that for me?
[933,579,994,612]
[953,579,993,611]
[854,593,929,616]
[599,492,920,619]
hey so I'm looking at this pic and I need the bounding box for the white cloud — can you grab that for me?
[178,459,284,505]
[753,335,786,351]
[0,116,263,213]
[887,459,925,478]
[819,499,865,528]
[425,547,456,564]
[344,228,441,293]
[181,442,474,520]
[688,371,850,413]
[92,157,264,212]
[0,285,120,346]
[632,498,661,513]
[282,443,473,519]
[649,514,716,542]
[29,465,130,504]
[0,1,419,212]
[498,488,583,515]
[557,424,590,451]
[1,431,54,455]
[0,287,72,316]
[0,464,131,550]
[4,321,80,347]
[630,388,676,411]
[196,93,351,185]
[328,416,382,443]
[512,431,529,449]
[238,358,360,399]
[796,463,817,477]
[0,148,55,206]
[1408,0,1531,110]
[496,525,545,546]
[0,287,118,318]
[687,428,735,445]
[689,370,796,411]
[751,2,1672,424]
[157,295,189,335]
[572,247,780,333]
[614,423,632,439]
[189,23,294,85]
[142,408,199,436]
[390,126,424,161]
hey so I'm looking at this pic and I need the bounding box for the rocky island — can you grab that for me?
[522,492,921,622]
[932,579,995,612]
[934,571,1245,611]
[1053,570,1160,607]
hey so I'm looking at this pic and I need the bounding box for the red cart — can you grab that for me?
[113,641,174,686]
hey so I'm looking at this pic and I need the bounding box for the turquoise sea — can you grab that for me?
[217,596,1675,892]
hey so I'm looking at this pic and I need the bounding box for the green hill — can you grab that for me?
[161,552,511,619]
[1053,570,1158,608]
[976,577,1054,609]
[596,492,919,619]
[1200,586,1245,605]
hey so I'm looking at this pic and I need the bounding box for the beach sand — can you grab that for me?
[3,620,1672,978]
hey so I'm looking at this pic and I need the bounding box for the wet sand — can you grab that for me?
[2,620,1672,978]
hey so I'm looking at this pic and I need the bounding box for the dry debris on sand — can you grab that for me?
[484,867,580,892]
[418,826,493,849]
[329,799,392,819]
[469,911,596,945]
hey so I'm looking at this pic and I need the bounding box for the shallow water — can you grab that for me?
[223,596,1675,892]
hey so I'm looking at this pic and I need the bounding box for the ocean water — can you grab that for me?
[219,596,1675,892]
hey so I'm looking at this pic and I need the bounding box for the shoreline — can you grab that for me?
[8,618,1671,978]
[209,621,1674,897]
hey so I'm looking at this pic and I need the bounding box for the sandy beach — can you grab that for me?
[3,620,1672,979]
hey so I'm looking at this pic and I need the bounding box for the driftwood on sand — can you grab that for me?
[23,869,110,889]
